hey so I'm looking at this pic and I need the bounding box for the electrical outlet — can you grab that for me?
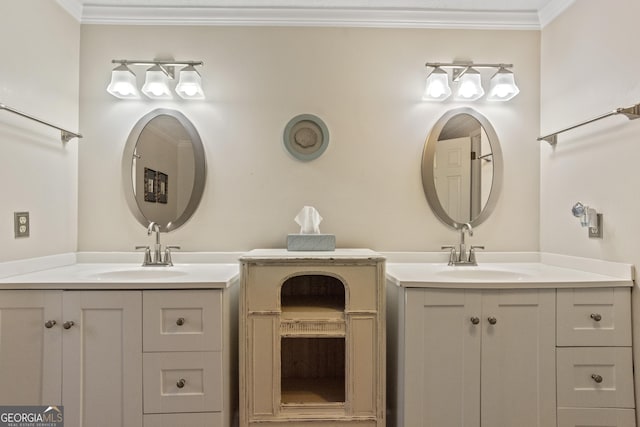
[14,212,30,238]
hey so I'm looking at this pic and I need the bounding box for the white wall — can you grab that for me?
[540,0,640,421]
[0,1,80,262]
[79,25,540,252]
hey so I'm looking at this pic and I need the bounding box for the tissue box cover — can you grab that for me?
[287,234,336,251]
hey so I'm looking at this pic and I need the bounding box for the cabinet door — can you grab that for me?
[480,290,556,427]
[403,288,482,427]
[0,290,62,405]
[62,291,142,427]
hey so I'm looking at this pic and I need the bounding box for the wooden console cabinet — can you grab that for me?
[239,249,385,427]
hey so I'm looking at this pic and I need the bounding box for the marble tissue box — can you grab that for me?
[287,234,336,251]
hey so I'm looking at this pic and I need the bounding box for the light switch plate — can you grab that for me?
[14,212,30,238]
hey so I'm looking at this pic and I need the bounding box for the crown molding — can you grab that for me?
[53,0,579,29]
[538,0,575,28]
[56,0,83,21]
[73,5,540,29]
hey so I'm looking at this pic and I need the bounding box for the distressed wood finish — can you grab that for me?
[240,250,385,427]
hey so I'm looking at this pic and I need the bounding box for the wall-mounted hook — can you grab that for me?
[571,202,603,238]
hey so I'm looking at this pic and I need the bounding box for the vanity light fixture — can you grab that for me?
[142,64,173,99]
[454,67,484,101]
[423,66,452,101]
[424,62,519,102]
[107,59,204,100]
[175,65,205,100]
[487,67,520,101]
[106,64,140,99]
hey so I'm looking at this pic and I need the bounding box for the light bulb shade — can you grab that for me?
[142,65,172,99]
[176,66,205,99]
[487,67,520,101]
[106,64,140,99]
[454,68,484,101]
[423,67,451,101]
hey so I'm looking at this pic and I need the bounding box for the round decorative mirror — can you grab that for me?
[421,107,503,229]
[122,109,206,232]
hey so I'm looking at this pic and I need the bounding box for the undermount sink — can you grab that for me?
[435,267,532,281]
[88,268,189,281]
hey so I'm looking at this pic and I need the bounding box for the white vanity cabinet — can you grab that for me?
[556,287,635,427]
[0,290,62,405]
[386,260,636,427]
[0,290,142,427]
[142,290,234,427]
[0,270,238,427]
[398,288,555,427]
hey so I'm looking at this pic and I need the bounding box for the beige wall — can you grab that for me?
[79,25,540,252]
[540,0,640,421]
[0,1,80,261]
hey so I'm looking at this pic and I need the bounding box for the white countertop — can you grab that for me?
[0,251,633,290]
[0,252,240,290]
[386,262,633,289]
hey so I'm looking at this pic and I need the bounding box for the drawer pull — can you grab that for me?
[176,317,185,326]
[63,321,75,330]
[176,378,186,388]
[470,316,480,325]
[487,316,497,325]
[590,313,602,322]
[591,374,603,383]
[44,320,57,329]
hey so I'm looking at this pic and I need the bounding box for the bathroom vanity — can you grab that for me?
[0,254,239,427]
[386,254,635,427]
[239,249,386,427]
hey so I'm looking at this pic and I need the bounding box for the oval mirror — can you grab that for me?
[421,107,503,229]
[122,109,206,232]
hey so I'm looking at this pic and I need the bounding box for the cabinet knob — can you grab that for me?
[591,374,603,384]
[176,317,185,326]
[63,321,75,330]
[590,313,602,322]
[44,320,57,329]
[487,316,497,325]
[176,378,186,388]
[470,317,480,325]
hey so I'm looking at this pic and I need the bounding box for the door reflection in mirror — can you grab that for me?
[422,108,503,229]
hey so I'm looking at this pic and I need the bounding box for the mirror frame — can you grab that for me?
[122,108,206,232]
[421,107,503,229]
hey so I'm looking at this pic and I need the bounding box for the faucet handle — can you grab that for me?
[164,246,181,266]
[441,245,457,265]
[469,245,485,264]
[135,245,152,266]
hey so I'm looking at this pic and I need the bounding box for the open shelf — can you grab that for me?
[281,378,346,404]
[281,337,345,404]
[281,275,345,314]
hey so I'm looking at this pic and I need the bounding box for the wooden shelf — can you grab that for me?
[281,377,345,404]
[281,304,344,321]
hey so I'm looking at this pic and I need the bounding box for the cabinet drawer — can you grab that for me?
[143,412,223,427]
[558,408,636,427]
[557,288,631,347]
[143,290,222,352]
[557,347,634,408]
[143,352,222,414]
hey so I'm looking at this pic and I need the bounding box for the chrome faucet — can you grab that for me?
[442,222,484,266]
[135,222,180,266]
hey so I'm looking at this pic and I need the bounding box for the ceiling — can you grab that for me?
[57,0,575,28]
